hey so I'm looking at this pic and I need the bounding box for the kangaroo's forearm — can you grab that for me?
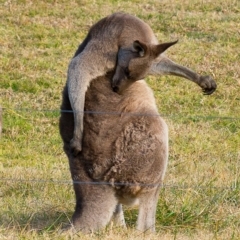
[67,49,117,155]
[150,56,217,95]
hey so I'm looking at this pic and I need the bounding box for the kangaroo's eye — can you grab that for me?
[124,67,130,78]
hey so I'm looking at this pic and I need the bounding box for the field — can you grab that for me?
[0,0,239,239]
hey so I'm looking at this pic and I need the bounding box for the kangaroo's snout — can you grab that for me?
[112,86,119,93]
[112,75,120,93]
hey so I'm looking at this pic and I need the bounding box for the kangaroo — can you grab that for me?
[60,73,169,233]
[66,12,216,155]
[60,68,216,232]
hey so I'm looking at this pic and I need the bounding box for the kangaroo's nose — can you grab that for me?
[112,86,119,92]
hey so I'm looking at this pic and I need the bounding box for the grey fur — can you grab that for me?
[61,12,217,233]
[67,12,211,155]
[112,39,217,94]
[67,12,157,154]
[149,56,216,94]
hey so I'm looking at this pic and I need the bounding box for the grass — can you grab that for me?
[0,0,239,239]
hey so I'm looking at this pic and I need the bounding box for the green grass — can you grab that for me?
[0,0,240,239]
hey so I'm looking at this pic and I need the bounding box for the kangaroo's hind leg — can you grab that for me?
[68,155,119,233]
[136,185,161,233]
[111,204,126,227]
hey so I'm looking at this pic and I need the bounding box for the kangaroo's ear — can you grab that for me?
[132,40,148,57]
[152,40,178,57]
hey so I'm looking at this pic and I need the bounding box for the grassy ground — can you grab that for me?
[0,0,239,239]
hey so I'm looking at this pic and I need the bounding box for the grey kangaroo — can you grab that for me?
[67,12,216,154]
[60,73,169,233]
[60,13,217,233]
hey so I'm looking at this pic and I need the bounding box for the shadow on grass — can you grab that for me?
[0,209,72,233]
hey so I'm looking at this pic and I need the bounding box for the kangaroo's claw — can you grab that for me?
[199,75,217,95]
[70,138,82,156]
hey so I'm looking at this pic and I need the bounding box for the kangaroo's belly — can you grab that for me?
[82,76,168,195]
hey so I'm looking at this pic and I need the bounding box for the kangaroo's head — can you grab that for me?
[112,40,178,93]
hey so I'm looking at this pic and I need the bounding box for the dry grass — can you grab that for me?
[0,0,240,239]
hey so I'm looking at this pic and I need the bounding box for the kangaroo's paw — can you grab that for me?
[199,75,217,95]
[70,138,82,156]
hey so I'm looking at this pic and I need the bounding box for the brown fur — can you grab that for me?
[59,74,168,233]
[60,12,217,233]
